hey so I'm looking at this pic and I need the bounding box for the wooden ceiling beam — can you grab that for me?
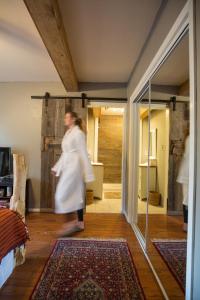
[24,0,78,91]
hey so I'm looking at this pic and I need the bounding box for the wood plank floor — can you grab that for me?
[0,213,165,299]
[138,214,186,299]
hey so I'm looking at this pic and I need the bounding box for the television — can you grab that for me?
[0,147,13,177]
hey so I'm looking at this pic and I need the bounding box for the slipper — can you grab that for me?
[58,225,84,237]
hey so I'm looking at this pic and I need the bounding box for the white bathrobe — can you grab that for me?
[177,136,190,206]
[52,126,94,214]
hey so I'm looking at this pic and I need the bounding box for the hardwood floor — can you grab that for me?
[0,212,165,299]
[138,214,186,299]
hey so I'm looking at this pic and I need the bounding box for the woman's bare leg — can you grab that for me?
[57,210,84,236]
[62,219,77,230]
[57,219,76,236]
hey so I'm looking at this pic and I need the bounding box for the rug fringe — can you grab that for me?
[57,237,127,242]
[152,239,187,242]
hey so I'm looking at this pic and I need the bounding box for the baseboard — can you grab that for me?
[28,208,54,213]
[40,208,54,213]
[167,211,183,216]
[28,208,40,212]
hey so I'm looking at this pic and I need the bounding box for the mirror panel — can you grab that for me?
[134,30,189,299]
[146,31,189,298]
[136,90,150,241]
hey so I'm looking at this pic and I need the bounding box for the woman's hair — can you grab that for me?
[66,111,83,131]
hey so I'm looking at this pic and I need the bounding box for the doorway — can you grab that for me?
[86,103,126,214]
[138,104,169,216]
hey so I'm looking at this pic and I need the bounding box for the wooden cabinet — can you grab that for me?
[138,165,157,200]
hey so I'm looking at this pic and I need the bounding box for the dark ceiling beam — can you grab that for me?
[24,0,78,92]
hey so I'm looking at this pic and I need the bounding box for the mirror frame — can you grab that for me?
[127,2,196,299]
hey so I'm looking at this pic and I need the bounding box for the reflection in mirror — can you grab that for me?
[146,31,189,299]
[136,91,150,241]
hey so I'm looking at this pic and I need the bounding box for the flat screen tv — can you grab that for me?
[0,147,13,177]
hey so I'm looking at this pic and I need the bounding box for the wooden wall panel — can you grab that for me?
[167,102,189,214]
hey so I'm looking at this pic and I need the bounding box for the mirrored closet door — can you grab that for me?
[135,29,190,299]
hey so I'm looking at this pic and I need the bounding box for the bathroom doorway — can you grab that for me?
[86,103,126,214]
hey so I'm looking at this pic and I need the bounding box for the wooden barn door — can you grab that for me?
[167,102,189,215]
[40,98,87,210]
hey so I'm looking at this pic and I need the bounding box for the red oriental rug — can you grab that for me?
[31,238,145,300]
[152,239,187,292]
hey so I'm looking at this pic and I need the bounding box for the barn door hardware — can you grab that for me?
[31,92,127,103]
[170,96,177,111]
[81,93,87,108]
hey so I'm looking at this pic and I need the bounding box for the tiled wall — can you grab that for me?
[98,114,123,183]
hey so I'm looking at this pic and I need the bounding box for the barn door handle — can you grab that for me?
[41,137,51,151]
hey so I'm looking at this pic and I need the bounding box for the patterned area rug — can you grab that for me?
[31,238,145,300]
[152,239,187,292]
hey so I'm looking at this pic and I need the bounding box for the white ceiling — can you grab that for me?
[0,0,163,83]
[0,0,59,81]
[58,0,162,83]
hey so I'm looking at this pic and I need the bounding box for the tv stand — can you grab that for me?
[0,175,13,207]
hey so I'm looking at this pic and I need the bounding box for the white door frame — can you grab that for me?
[87,101,128,215]
[127,1,196,298]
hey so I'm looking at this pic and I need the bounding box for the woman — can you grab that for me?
[177,132,190,232]
[51,111,94,235]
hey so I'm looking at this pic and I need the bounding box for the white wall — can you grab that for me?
[150,109,169,207]
[140,109,169,209]
[0,82,65,208]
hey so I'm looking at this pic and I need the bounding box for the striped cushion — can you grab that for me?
[0,208,28,262]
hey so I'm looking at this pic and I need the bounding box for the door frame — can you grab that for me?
[87,101,128,215]
[127,1,196,298]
